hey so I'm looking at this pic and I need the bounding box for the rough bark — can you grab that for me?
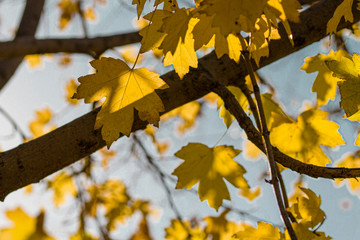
[0,0,358,201]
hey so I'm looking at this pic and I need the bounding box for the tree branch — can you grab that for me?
[0,0,45,90]
[0,0,359,201]
[0,32,141,59]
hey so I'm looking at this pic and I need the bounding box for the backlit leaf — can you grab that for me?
[327,0,354,35]
[301,49,350,106]
[326,53,360,117]
[270,109,345,165]
[73,57,168,147]
[288,187,326,229]
[0,208,54,240]
[173,143,249,210]
[232,222,281,240]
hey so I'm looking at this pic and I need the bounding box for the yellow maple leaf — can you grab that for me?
[73,57,168,147]
[288,187,326,229]
[326,53,360,117]
[48,171,77,207]
[301,49,350,106]
[270,108,345,166]
[132,0,146,19]
[198,0,267,35]
[83,6,96,21]
[25,54,42,69]
[173,143,249,210]
[29,107,56,138]
[0,208,54,240]
[161,9,199,78]
[327,0,354,35]
[239,186,261,201]
[139,10,172,53]
[58,0,78,29]
[232,222,281,240]
[165,219,206,240]
[65,79,79,105]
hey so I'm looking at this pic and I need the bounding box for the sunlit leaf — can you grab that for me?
[270,108,345,165]
[73,57,168,146]
[173,143,249,210]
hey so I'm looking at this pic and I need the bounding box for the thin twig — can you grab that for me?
[132,134,192,237]
[0,107,27,141]
[240,50,297,240]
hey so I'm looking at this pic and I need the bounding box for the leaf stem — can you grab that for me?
[240,50,297,240]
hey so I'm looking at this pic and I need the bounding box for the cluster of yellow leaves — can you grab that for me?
[172,143,255,210]
[73,57,168,147]
[232,188,330,239]
[29,107,57,138]
[0,208,54,240]
[137,0,302,79]
[270,108,345,166]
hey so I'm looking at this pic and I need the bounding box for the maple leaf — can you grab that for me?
[173,143,249,210]
[25,54,43,69]
[83,7,96,21]
[232,222,281,240]
[0,208,54,240]
[301,49,350,106]
[325,53,360,117]
[132,0,147,19]
[65,79,79,105]
[29,107,56,138]
[260,93,290,130]
[327,0,354,35]
[57,0,78,29]
[198,0,267,35]
[270,109,345,166]
[288,187,326,229]
[73,57,168,147]
[139,10,172,53]
[161,9,199,78]
[47,171,77,207]
[165,219,206,240]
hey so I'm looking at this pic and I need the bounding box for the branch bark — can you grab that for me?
[0,0,358,201]
[0,0,45,90]
[0,32,141,59]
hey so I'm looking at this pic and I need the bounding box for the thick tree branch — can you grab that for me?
[0,0,359,201]
[0,32,141,59]
[0,0,45,90]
